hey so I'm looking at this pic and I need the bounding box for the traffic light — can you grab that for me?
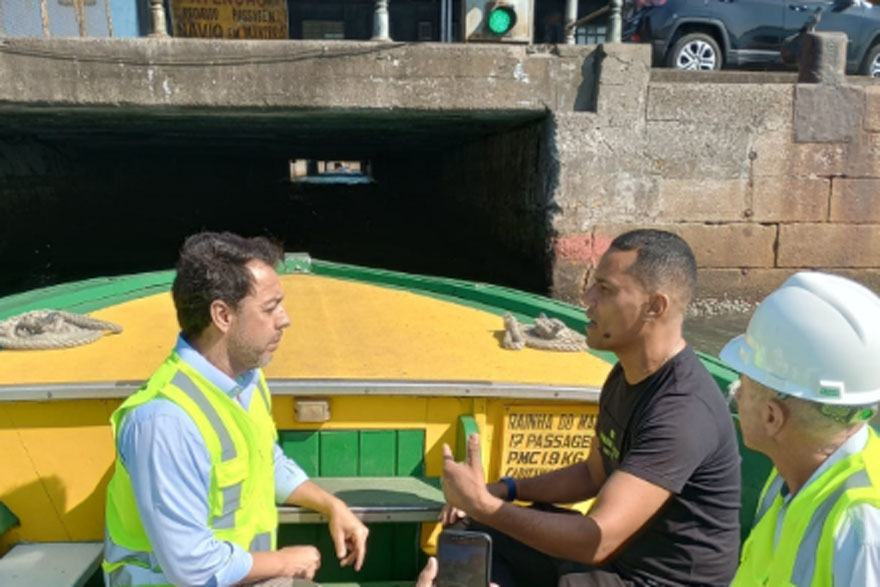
[486,4,517,36]
[464,0,533,43]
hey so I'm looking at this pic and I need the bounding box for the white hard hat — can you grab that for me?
[721,272,880,406]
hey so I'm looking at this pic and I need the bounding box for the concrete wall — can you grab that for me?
[0,39,593,113]
[550,44,880,304]
[1,38,879,302]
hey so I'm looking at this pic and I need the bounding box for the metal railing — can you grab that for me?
[565,0,622,44]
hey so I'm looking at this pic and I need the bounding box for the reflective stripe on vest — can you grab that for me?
[733,428,880,587]
[790,469,871,585]
[103,536,168,586]
[754,474,785,525]
[105,563,171,587]
[104,355,278,585]
[169,370,243,530]
[170,370,237,462]
[250,531,272,552]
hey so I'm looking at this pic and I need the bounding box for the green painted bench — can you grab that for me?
[278,426,446,583]
[276,417,482,585]
[279,477,444,524]
[0,502,102,587]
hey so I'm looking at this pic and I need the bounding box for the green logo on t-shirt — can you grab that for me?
[599,429,620,462]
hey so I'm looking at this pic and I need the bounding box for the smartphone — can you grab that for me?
[436,529,492,587]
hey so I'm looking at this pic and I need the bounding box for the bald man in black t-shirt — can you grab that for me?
[441,230,740,586]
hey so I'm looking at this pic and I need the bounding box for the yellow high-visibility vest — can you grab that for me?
[733,427,880,586]
[103,352,279,585]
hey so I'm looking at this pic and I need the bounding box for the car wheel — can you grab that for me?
[667,33,722,71]
[861,44,880,78]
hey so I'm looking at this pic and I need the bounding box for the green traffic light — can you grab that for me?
[487,6,516,35]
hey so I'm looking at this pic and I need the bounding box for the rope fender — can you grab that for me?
[502,312,588,352]
[0,309,123,350]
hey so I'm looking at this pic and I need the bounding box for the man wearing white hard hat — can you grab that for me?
[722,272,880,586]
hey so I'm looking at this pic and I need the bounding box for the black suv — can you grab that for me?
[622,0,880,76]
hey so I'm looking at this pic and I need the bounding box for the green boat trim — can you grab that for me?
[0,254,738,391]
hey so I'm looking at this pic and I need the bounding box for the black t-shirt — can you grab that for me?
[596,346,740,586]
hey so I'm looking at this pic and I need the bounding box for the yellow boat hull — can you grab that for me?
[0,265,612,555]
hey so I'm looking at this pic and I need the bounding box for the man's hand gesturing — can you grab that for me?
[441,433,503,521]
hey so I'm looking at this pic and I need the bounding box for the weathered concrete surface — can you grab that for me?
[0,38,595,112]
[797,32,848,85]
[752,177,830,222]
[696,269,880,301]
[750,130,847,178]
[594,223,778,268]
[778,224,880,267]
[2,38,880,304]
[866,86,880,131]
[548,42,880,305]
[831,178,880,223]
[795,83,865,143]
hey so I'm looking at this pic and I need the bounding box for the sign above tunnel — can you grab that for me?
[169,0,289,40]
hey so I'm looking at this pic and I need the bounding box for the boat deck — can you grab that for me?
[0,272,611,390]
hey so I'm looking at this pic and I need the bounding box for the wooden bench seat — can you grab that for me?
[279,477,444,524]
[0,542,103,587]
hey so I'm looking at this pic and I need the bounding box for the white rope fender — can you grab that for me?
[502,312,588,352]
[0,310,123,350]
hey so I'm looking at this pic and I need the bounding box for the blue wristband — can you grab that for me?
[500,476,517,502]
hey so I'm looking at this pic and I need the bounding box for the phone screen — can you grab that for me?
[436,530,492,587]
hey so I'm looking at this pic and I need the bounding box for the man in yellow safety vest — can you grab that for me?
[103,232,368,585]
[723,272,880,586]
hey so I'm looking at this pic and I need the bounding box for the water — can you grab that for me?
[684,311,753,358]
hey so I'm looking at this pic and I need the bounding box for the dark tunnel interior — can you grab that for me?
[0,107,559,298]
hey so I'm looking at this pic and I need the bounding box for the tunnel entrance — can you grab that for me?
[0,108,557,298]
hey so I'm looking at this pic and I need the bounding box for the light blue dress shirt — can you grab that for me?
[114,335,309,586]
[772,425,880,586]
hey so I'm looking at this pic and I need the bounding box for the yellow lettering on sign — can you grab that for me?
[500,405,598,479]
[170,0,288,39]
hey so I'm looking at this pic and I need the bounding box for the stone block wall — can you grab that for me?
[550,44,880,305]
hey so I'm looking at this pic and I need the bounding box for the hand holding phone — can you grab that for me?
[435,530,492,587]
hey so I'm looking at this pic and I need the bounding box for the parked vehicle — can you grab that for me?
[622,0,880,76]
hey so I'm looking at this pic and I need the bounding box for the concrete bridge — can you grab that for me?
[1,37,879,302]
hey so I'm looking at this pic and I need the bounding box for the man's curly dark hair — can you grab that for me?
[171,232,283,338]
